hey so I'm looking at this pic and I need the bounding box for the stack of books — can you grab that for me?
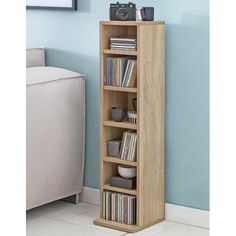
[102,191,136,225]
[104,57,137,87]
[120,131,137,161]
[110,38,137,51]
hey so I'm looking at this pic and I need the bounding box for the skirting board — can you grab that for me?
[80,186,209,229]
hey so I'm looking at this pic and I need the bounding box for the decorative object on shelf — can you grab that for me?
[109,176,136,190]
[111,107,126,122]
[137,7,154,21]
[107,139,122,157]
[110,2,136,21]
[132,98,137,112]
[26,0,77,10]
[118,165,136,179]
[128,111,137,123]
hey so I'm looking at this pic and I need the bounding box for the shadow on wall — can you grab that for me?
[165,14,209,210]
[77,0,91,13]
[44,48,100,188]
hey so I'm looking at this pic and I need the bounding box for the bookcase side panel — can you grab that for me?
[138,24,165,226]
[99,22,105,218]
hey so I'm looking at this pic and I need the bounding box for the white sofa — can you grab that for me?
[26,46,85,210]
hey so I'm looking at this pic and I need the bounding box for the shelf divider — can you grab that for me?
[103,184,137,195]
[103,156,137,166]
[103,86,137,93]
[104,49,138,56]
[103,120,137,130]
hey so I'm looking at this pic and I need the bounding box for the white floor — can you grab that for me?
[26,201,209,236]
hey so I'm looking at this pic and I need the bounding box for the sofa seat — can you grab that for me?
[26,47,85,210]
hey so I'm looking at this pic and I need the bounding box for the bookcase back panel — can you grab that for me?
[102,127,125,156]
[103,91,128,120]
[101,25,137,50]
[103,162,119,185]
[128,93,137,111]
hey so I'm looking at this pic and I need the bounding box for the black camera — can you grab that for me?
[110,2,136,21]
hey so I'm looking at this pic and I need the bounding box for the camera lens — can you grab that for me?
[116,8,129,20]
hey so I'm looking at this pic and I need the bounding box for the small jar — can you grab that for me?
[128,111,137,124]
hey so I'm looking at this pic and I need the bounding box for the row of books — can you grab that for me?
[104,57,137,87]
[110,38,137,51]
[120,131,137,161]
[102,191,136,225]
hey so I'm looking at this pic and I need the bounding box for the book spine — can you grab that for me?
[120,132,127,159]
[102,192,106,219]
[127,60,137,88]
[123,196,128,224]
[115,58,119,87]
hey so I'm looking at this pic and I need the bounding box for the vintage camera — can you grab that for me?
[110,2,136,21]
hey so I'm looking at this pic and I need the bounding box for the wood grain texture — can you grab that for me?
[103,86,137,93]
[103,184,137,195]
[103,156,137,166]
[94,217,164,233]
[137,24,165,226]
[104,49,138,56]
[100,21,165,26]
[103,120,137,129]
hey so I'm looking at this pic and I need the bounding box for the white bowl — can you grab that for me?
[118,165,136,179]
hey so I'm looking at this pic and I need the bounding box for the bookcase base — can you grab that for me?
[93,218,165,233]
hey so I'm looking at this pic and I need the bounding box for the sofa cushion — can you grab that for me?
[26,46,45,68]
[27,66,84,86]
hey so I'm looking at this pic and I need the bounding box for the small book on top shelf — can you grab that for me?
[104,57,137,88]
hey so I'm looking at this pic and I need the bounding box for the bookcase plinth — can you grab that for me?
[94,218,165,233]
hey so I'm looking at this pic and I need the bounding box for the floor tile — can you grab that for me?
[43,202,98,221]
[27,201,69,217]
[126,221,209,236]
[27,214,124,236]
[27,202,209,236]
[50,203,125,235]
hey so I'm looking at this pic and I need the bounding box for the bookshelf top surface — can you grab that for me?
[100,21,165,26]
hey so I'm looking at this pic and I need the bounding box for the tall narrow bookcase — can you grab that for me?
[94,21,165,233]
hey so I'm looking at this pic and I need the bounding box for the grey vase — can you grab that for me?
[111,107,126,122]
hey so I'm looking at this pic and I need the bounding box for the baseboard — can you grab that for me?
[80,186,209,229]
[165,203,209,229]
[80,186,100,205]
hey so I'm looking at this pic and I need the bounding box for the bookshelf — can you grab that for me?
[94,21,165,233]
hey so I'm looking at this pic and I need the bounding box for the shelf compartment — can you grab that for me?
[101,25,137,53]
[104,49,138,56]
[104,120,137,130]
[103,184,137,195]
[103,86,137,93]
[103,156,137,166]
[103,90,137,122]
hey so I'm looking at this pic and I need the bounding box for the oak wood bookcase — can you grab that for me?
[94,21,165,233]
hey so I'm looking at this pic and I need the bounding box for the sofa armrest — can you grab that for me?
[26,46,45,68]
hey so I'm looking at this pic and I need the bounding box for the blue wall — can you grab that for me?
[27,0,209,210]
